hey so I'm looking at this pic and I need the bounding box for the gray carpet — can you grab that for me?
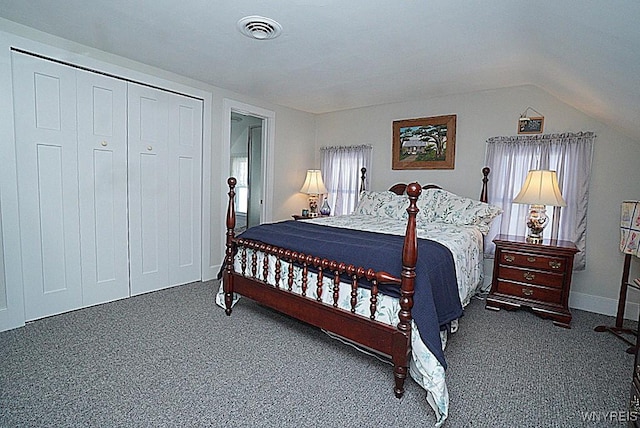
[0,280,634,427]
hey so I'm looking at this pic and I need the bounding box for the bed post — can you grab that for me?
[480,167,490,203]
[359,167,367,192]
[224,177,237,316]
[393,182,421,398]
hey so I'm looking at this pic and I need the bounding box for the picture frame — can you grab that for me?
[518,117,544,134]
[392,115,456,170]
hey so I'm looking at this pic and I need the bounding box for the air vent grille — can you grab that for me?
[237,16,282,40]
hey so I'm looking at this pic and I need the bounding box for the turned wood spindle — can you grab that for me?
[370,279,379,320]
[240,246,247,276]
[251,248,258,278]
[350,275,358,313]
[262,244,269,283]
[301,256,308,296]
[287,258,294,292]
[223,177,237,315]
[316,267,324,301]
[275,258,281,288]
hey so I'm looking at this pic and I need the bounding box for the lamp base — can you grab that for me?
[526,204,548,243]
[308,194,319,217]
[526,235,543,244]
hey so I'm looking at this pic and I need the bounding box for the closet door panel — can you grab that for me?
[77,71,129,305]
[128,83,169,295]
[11,52,82,320]
[168,95,202,285]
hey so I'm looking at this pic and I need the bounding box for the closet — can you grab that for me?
[12,51,203,321]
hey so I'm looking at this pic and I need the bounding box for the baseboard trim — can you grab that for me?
[569,290,639,321]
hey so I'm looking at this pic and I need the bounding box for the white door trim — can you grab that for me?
[221,99,275,248]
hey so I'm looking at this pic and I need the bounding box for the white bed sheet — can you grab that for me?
[216,214,484,427]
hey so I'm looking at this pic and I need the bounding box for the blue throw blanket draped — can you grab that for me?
[235,220,462,369]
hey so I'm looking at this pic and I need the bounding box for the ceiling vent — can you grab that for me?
[237,16,282,40]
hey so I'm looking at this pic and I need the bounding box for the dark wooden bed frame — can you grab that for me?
[223,167,490,398]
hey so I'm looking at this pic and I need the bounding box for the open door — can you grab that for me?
[230,112,263,232]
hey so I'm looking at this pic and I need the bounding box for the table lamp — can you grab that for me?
[299,170,327,217]
[513,170,566,243]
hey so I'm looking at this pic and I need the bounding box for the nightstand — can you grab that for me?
[292,214,328,220]
[485,234,579,328]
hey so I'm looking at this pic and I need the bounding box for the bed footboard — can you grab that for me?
[222,177,422,398]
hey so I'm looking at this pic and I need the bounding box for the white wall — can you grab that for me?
[315,85,640,317]
[2,17,637,326]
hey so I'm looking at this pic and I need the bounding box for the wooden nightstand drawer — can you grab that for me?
[496,279,562,305]
[500,250,566,272]
[497,265,564,289]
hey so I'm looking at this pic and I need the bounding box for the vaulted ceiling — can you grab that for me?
[1,0,638,140]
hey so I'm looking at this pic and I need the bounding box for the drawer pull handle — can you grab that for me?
[522,288,534,296]
[523,272,535,281]
[504,255,515,262]
[527,256,537,262]
[549,260,561,269]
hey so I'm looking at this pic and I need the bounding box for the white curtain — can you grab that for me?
[485,132,594,269]
[320,145,372,216]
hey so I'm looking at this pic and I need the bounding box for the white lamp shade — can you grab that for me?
[300,169,328,195]
[513,170,567,207]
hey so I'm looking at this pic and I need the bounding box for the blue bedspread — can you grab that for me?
[236,220,462,369]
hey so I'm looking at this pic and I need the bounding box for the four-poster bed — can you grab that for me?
[218,167,498,426]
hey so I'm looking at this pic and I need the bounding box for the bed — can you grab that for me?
[217,167,500,427]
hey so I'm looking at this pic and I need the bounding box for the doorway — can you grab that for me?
[230,112,263,232]
[222,98,275,238]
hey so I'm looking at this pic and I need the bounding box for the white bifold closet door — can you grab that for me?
[126,84,203,295]
[12,52,83,320]
[77,71,130,306]
[165,91,203,287]
[127,84,170,295]
[12,51,203,320]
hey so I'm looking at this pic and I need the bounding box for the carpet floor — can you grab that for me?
[0,280,634,427]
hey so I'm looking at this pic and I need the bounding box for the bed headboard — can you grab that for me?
[359,167,491,203]
[388,183,442,195]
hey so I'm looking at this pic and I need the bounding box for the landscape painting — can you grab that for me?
[392,115,456,170]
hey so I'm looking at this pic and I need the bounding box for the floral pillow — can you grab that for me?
[418,188,502,234]
[354,191,406,219]
[354,188,502,234]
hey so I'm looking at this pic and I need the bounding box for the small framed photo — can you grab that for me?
[518,117,544,134]
[392,114,456,170]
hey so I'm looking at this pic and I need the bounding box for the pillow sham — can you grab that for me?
[419,188,502,234]
[354,190,406,219]
[354,188,502,234]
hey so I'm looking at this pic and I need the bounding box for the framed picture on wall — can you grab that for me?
[518,117,544,134]
[392,115,456,170]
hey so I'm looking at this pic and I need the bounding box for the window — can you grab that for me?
[231,156,248,214]
[485,132,595,269]
[320,145,372,216]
